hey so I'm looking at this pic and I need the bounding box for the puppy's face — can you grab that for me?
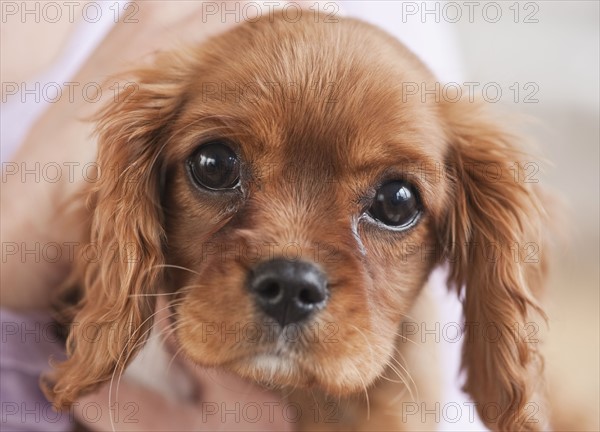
[160,17,447,394]
[50,12,546,430]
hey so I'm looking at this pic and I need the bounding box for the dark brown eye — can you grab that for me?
[368,180,421,229]
[188,142,240,190]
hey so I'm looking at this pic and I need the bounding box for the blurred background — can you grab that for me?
[2,0,598,429]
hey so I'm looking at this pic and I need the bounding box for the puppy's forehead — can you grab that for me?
[184,15,445,175]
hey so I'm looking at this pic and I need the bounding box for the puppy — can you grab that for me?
[44,10,548,431]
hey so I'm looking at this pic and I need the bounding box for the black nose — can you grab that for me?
[248,259,329,327]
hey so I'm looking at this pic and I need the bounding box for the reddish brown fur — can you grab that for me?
[44,12,548,431]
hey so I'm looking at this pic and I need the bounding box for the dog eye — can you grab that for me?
[188,142,240,190]
[368,180,421,229]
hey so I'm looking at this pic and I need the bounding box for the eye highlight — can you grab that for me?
[188,142,240,190]
[367,180,422,229]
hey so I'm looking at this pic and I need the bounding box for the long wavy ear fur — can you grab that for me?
[440,99,548,431]
[43,51,192,408]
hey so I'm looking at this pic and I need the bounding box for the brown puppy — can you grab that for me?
[45,11,548,431]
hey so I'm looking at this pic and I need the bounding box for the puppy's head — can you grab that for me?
[47,12,546,430]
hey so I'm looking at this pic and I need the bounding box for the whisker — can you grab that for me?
[352,362,371,421]
[349,324,376,365]
[166,343,187,377]
[128,292,179,297]
[388,347,419,403]
[138,263,202,282]
[152,264,203,277]
[344,323,420,406]
[108,302,176,430]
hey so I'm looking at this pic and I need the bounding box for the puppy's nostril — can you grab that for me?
[257,281,282,301]
[298,286,325,306]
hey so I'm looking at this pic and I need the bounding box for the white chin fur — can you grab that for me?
[249,354,298,383]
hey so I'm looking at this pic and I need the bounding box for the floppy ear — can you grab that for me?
[440,100,547,431]
[44,52,191,408]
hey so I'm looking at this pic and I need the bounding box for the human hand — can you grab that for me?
[73,368,294,432]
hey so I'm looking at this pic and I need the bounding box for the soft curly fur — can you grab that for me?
[44,11,548,431]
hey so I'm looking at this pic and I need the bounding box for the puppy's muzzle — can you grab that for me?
[248,259,329,327]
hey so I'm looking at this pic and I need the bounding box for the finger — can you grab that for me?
[188,366,294,431]
[74,380,199,431]
[74,377,293,432]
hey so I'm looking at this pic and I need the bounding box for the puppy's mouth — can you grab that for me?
[172,316,325,389]
[225,336,317,384]
[232,352,320,389]
[166,257,387,395]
